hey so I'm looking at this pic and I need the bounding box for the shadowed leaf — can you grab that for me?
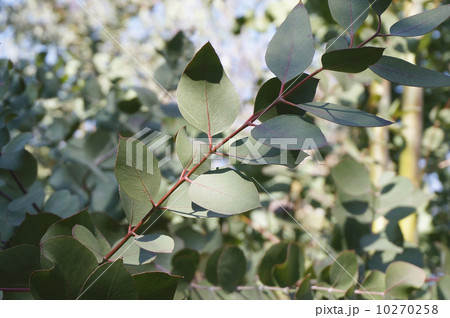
[369,56,450,87]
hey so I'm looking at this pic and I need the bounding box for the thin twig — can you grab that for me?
[8,170,42,213]
[0,190,13,202]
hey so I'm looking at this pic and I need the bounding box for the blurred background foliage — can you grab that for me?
[0,0,449,299]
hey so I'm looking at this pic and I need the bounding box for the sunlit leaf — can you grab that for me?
[265,3,314,82]
[177,42,240,136]
[188,168,261,215]
[115,136,161,202]
[385,261,426,299]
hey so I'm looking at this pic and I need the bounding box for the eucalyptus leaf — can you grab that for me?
[110,236,156,265]
[254,75,319,122]
[165,183,228,218]
[0,244,41,288]
[133,271,181,300]
[385,261,426,299]
[369,0,392,16]
[361,270,385,300]
[41,209,95,242]
[115,136,161,202]
[389,5,450,37]
[78,259,138,300]
[328,0,370,35]
[188,168,261,215]
[322,47,385,73]
[251,114,328,150]
[12,213,61,246]
[72,224,111,263]
[296,102,392,127]
[369,56,450,87]
[325,37,348,52]
[265,2,314,82]
[177,42,240,136]
[39,236,99,298]
[175,126,210,175]
[171,249,200,283]
[295,274,314,300]
[205,245,247,293]
[134,234,175,254]
[119,188,151,227]
[229,136,308,168]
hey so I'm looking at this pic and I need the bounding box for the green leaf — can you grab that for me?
[295,274,314,300]
[12,213,61,246]
[251,114,328,150]
[206,245,247,293]
[44,190,81,218]
[369,0,391,15]
[133,271,181,300]
[118,97,141,113]
[329,251,358,296]
[175,126,210,175]
[229,136,308,168]
[322,47,385,73]
[38,236,99,298]
[8,189,45,213]
[361,270,385,300]
[72,225,111,263]
[258,243,303,287]
[296,102,392,127]
[273,243,304,287]
[254,75,319,122]
[389,5,450,37]
[119,188,151,227]
[115,135,161,202]
[385,261,426,299]
[177,42,240,136]
[165,183,228,218]
[328,0,370,35]
[188,168,261,215]
[0,245,41,288]
[30,268,71,300]
[41,209,95,242]
[91,212,127,246]
[331,158,371,196]
[134,234,175,254]
[78,260,138,299]
[325,37,349,52]
[110,236,156,265]
[265,3,314,82]
[369,56,450,88]
[171,249,200,283]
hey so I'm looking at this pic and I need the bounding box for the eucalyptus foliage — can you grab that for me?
[1,1,449,300]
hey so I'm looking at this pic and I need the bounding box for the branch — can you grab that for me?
[8,171,42,214]
[358,14,382,48]
[0,190,12,201]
